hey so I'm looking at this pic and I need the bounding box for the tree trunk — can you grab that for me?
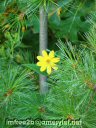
[39,6,48,95]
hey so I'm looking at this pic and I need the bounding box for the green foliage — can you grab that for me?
[1,0,95,47]
[49,0,96,42]
[0,0,96,128]
[85,14,96,53]
[43,40,96,128]
[0,59,41,127]
[24,64,48,76]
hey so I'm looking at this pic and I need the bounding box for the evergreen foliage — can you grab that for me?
[0,0,96,128]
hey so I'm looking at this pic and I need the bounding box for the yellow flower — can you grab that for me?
[37,50,60,75]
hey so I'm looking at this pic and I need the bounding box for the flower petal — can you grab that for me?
[40,66,46,72]
[37,62,43,66]
[42,50,48,57]
[52,58,60,63]
[52,66,58,70]
[47,66,52,75]
[49,50,54,58]
[37,56,43,61]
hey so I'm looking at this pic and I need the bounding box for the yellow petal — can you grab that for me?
[50,62,56,67]
[49,50,54,58]
[37,56,43,61]
[40,66,46,72]
[37,62,43,66]
[42,50,48,57]
[47,66,52,75]
[52,58,60,63]
[52,66,58,70]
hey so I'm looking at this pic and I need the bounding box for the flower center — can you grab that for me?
[46,59,51,64]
